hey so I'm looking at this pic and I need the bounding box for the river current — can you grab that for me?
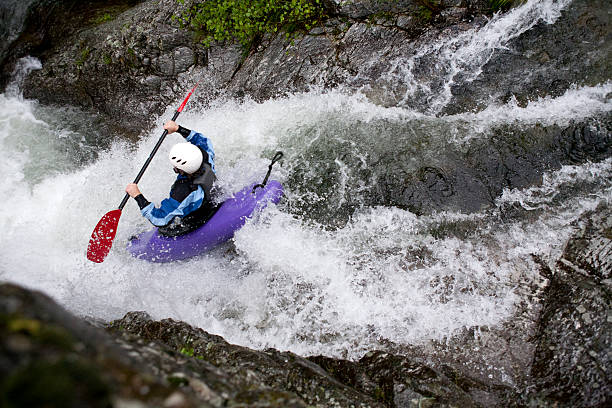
[0,0,610,381]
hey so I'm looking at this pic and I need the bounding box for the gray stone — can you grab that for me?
[531,203,612,406]
[173,46,194,73]
[157,53,174,76]
[142,75,161,91]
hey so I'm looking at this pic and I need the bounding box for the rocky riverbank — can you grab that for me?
[2,0,493,135]
[1,0,609,217]
[2,0,609,128]
[1,203,610,407]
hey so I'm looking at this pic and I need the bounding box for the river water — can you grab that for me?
[0,0,610,383]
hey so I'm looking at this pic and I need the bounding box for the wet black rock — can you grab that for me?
[2,0,195,136]
[530,202,611,407]
[109,311,384,407]
[379,117,612,215]
[444,0,612,115]
[0,283,509,408]
[1,0,608,139]
[309,351,519,407]
[0,283,207,407]
[285,115,611,224]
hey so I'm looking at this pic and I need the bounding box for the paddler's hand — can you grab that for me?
[164,120,179,134]
[126,183,141,198]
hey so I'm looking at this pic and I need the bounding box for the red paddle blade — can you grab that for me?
[87,209,122,263]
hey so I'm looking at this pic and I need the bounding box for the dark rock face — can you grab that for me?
[0,283,205,408]
[309,351,518,407]
[109,311,384,407]
[0,0,39,63]
[530,203,611,407]
[2,0,197,136]
[2,0,609,134]
[1,283,507,407]
[381,118,612,215]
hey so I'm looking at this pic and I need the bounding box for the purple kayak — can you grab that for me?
[127,180,283,262]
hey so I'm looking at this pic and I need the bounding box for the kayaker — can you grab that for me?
[125,120,217,236]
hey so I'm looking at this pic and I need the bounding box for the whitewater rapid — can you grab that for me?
[1,83,610,358]
[1,0,610,364]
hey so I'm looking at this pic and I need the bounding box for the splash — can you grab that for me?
[4,56,41,97]
[1,82,609,360]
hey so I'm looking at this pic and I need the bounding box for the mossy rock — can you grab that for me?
[0,359,111,408]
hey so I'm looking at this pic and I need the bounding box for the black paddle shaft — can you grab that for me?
[118,109,181,210]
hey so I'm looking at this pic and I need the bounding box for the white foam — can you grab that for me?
[5,56,42,97]
[447,82,612,140]
[1,81,610,359]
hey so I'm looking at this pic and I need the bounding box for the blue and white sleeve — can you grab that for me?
[140,187,205,227]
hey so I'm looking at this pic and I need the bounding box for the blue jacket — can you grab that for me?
[135,129,216,227]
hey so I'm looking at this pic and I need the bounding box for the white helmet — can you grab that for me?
[168,143,203,174]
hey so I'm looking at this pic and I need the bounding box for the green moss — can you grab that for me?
[103,54,112,65]
[8,318,41,334]
[373,385,385,401]
[367,10,395,25]
[414,0,441,22]
[94,12,114,24]
[177,0,330,52]
[180,346,195,357]
[76,46,91,66]
[416,6,432,22]
[4,315,75,351]
[167,375,189,387]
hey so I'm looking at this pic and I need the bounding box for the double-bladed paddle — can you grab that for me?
[86,83,199,263]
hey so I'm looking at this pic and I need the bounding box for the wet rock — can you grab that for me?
[2,0,608,140]
[444,0,612,115]
[308,350,516,407]
[0,283,204,408]
[109,312,383,407]
[157,54,175,76]
[529,203,612,406]
[0,282,525,408]
[1,284,382,407]
[173,47,195,74]
[4,0,196,136]
[2,0,490,136]
[394,118,610,216]
[0,0,39,62]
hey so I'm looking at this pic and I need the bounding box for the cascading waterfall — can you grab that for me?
[357,0,575,113]
[0,0,39,61]
[0,0,610,385]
